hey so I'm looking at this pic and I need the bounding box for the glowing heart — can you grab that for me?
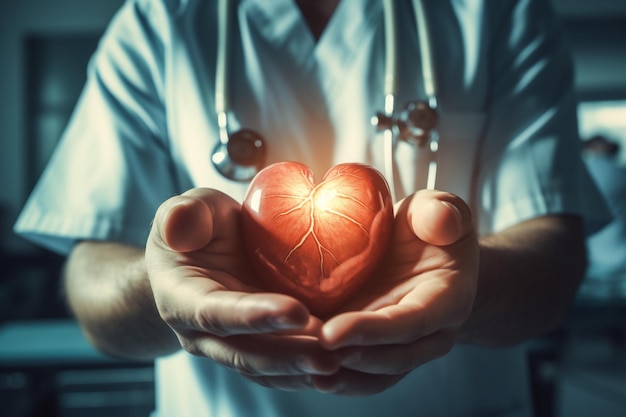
[241,162,394,317]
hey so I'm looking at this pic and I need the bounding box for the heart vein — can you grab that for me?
[279,190,369,281]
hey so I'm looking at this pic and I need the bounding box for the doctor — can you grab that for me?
[15,0,608,416]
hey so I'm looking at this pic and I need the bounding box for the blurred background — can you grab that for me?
[0,1,624,416]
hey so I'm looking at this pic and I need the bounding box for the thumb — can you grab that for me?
[153,188,239,253]
[153,191,214,253]
[405,189,473,246]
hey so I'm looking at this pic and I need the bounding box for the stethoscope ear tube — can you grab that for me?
[211,0,268,182]
[375,0,439,200]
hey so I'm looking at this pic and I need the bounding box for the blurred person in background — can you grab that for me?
[580,135,626,299]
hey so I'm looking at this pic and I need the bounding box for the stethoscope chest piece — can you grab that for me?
[211,0,438,189]
[373,100,438,146]
[399,101,438,145]
[211,129,267,182]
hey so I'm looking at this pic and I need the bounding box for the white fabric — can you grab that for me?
[154,344,532,417]
[14,0,610,416]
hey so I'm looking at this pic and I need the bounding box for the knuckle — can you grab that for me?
[178,337,202,357]
[231,351,257,375]
[157,303,181,329]
[194,308,228,337]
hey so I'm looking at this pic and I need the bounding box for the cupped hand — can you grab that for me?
[314,189,479,396]
[145,188,343,390]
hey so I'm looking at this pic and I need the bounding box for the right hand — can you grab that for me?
[145,188,343,390]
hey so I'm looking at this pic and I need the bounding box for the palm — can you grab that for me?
[153,188,257,292]
[313,190,479,396]
[339,191,478,316]
[363,206,477,315]
[146,188,342,392]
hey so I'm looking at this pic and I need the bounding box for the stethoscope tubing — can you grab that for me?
[215,0,231,145]
[382,0,439,201]
[213,0,440,197]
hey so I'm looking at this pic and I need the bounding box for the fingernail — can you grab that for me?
[269,315,300,330]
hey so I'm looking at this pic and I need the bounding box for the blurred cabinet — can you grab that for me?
[0,320,155,417]
[0,34,102,324]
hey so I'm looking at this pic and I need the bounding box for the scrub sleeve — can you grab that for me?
[14,0,177,254]
[471,0,610,235]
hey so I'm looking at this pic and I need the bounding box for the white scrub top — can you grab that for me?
[15,0,609,416]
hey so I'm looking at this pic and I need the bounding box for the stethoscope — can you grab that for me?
[211,0,439,201]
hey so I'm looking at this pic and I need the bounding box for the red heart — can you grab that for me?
[241,162,394,317]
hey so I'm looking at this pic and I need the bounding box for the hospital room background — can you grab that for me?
[0,0,624,416]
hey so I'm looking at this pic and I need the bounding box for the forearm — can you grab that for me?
[65,241,180,360]
[458,215,587,346]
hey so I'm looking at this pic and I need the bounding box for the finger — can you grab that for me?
[312,369,407,397]
[153,188,239,253]
[402,190,473,246]
[157,280,311,336]
[320,278,471,349]
[276,314,324,337]
[158,194,213,252]
[186,333,342,376]
[245,374,314,391]
[337,329,456,375]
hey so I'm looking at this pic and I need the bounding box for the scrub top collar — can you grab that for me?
[243,0,382,80]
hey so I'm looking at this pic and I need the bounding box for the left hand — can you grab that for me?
[145,188,341,391]
[314,189,479,396]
